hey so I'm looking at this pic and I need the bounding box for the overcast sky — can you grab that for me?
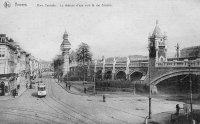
[0,0,200,61]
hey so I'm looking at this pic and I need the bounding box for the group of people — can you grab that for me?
[176,104,190,116]
[12,88,17,98]
[66,83,71,90]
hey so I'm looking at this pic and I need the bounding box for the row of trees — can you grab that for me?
[53,42,92,81]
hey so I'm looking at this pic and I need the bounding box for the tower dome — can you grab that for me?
[63,30,68,40]
[60,31,71,52]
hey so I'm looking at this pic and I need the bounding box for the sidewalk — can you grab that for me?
[149,111,175,124]
[56,81,85,95]
[17,84,27,97]
[149,110,200,124]
[0,84,27,101]
[56,81,148,98]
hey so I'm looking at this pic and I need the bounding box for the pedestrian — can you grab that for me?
[103,95,106,102]
[84,88,86,94]
[13,89,16,98]
[66,83,67,88]
[183,104,190,119]
[69,84,71,90]
[176,104,182,115]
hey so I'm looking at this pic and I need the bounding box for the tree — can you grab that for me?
[76,42,92,81]
[69,50,76,64]
[53,55,64,82]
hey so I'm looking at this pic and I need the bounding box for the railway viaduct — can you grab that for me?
[69,21,200,92]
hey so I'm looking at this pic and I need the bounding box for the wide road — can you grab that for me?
[1,77,198,124]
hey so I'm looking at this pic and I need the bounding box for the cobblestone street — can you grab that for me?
[0,77,199,124]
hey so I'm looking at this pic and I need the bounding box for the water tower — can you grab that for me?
[60,31,71,77]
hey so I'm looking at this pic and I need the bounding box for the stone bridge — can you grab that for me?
[69,20,200,91]
[79,55,149,81]
[149,59,200,86]
[81,56,200,85]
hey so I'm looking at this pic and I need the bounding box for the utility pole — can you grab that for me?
[133,81,136,95]
[83,48,85,82]
[93,71,96,94]
[148,56,152,119]
[188,60,193,118]
[94,60,97,94]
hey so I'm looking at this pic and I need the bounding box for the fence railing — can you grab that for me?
[156,59,200,67]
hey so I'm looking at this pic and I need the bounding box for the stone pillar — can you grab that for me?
[60,31,71,80]
[126,74,129,81]
[63,51,70,77]
[151,85,158,94]
[112,72,115,80]
[102,72,104,80]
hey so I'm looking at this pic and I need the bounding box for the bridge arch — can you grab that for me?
[104,70,112,80]
[96,70,102,80]
[0,82,5,96]
[130,71,143,81]
[115,70,126,80]
[151,69,200,86]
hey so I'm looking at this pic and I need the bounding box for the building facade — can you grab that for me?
[60,31,71,78]
[0,34,42,96]
[180,46,200,58]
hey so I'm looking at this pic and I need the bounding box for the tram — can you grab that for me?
[37,83,46,97]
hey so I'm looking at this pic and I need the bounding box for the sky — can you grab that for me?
[0,0,200,61]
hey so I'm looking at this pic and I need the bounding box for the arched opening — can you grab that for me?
[116,71,126,80]
[156,74,200,95]
[0,82,5,96]
[96,70,102,80]
[159,56,165,62]
[130,72,143,81]
[104,71,112,80]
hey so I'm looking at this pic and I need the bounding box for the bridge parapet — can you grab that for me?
[96,63,103,67]
[105,64,113,67]
[129,62,148,67]
[156,59,200,67]
[115,63,126,67]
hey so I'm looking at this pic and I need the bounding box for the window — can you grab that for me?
[38,87,45,91]
[0,48,6,58]
[1,38,5,43]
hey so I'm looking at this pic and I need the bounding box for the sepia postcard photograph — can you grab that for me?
[0,0,199,123]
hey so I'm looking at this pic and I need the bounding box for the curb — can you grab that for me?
[54,80,139,98]
[0,87,28,101]
[54,80,92,96]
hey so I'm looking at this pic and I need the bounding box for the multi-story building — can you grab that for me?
[180,46,200,58]
[0,34,41,96]
[0,34,18,96]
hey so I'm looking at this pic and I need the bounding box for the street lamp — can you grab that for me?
[94,60,97,94]
[188,60,193,118]
[148,56,152,119]
[94,71,96,94]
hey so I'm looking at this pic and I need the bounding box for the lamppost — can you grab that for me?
[148,57,152,119]
[66,71,69,87]
[181,58,194,119]
[188,59,193,118]
[94,60,97,94]
[94,71,96,94]
[133,81,136,95]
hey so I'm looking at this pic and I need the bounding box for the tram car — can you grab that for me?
[37,83,46,97]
